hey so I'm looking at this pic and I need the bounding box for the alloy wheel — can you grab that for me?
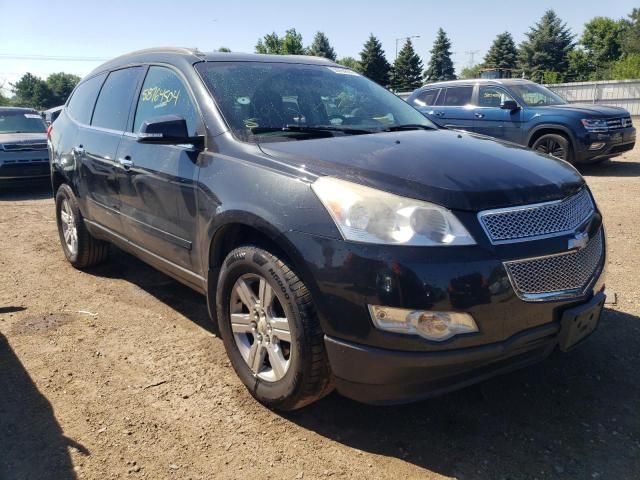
[535,138,566,160]
[60,199,78,256]
[229,273,292,382]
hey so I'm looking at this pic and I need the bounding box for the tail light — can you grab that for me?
[47,124,53,139]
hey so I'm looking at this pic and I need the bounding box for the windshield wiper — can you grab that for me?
[251,125,374,135]
[383,124,435,132]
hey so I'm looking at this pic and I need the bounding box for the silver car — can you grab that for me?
[0,107,50,185]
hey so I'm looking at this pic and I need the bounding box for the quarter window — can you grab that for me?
[134,66,199,135]
[66,73,106,125]
[414,89,440,107]
[91,67,143,131]
[478,86,514,107]
[441,86,473,106]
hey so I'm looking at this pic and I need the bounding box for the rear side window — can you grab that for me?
[133,66,199,135]
[91,67,143,131]
[442,86,473,106]
[66,73,106,125]
[414,89,440,107]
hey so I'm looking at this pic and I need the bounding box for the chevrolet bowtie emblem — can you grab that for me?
[568,231,589,251]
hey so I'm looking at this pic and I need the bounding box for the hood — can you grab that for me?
[544,103,629,117]
[259,129,584,211]
[0,132,48,144]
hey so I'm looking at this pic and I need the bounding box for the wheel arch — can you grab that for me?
[527,123,577,149]
[205,212,319,335]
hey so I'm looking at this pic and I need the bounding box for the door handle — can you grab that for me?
[117,156,134,170]
[434,111,445,117]
[474,113,485,119]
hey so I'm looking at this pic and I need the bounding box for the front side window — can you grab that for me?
[414,89,440,107]
[195,61,435,143]
[133,66,200,135]
[0,110,47,134]
[441,86,473,106]
[91,67,143,131]
[510,83,566,107]
[477,86,515,107]
[66,73,106,125]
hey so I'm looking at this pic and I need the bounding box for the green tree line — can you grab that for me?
[0,72,80,109]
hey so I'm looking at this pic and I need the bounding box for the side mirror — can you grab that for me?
[500,100,519,111]
[137,115,202,145]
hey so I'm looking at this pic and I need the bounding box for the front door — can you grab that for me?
[473,85,523,143]
[115,65,203,274]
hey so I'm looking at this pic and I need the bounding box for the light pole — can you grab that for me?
[395,35,420,63]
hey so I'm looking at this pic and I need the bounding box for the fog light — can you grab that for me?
[589,142,606,150]
[368,305,478,341]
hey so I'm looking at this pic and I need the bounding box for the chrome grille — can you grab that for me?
[606,117,633,130]
[479,188,595,244]
[2,142,48,151]
[504,230,604,301]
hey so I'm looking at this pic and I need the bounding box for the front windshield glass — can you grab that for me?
[0,110,47,134]
[510,83,567,107]
[195,61,435,142]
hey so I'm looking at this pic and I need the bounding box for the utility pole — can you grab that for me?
[465,50,480,67]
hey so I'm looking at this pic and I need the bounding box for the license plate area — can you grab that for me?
[558,292,605,352]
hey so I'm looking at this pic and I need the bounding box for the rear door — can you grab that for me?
[473,85,523,142]
[114,65,203,274]
[410,88,441,120]
[76,67,144,233]
[434,85,475,132]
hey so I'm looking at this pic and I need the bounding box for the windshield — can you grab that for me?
[195,61,435,142]
[510,83,567,107]
[0,110,47,134]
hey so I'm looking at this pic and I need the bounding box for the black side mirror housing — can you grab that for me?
[500,100,520,111]
[137,115,202,145]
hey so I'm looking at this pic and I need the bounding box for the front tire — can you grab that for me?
[55,184,109,268]
[532,133,574,163]
[216,246,332,410]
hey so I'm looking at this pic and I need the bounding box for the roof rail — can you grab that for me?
[108,47,206,62]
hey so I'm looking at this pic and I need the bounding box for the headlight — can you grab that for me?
[581,118,608,132]
[311,176,475,246]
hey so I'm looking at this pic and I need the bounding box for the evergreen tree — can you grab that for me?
[518,10,574,82]
[255,29,305,55]
[308,32,337,61]
[483,32,517,70]
[423,28,456,82]
[358,34,391,86]
[217,47,232,52]
[281,29,305,55]
[255,32,282,54]
[622,8,640,55]
[391,39,423,91]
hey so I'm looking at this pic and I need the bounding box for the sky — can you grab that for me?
[0,0,636,94]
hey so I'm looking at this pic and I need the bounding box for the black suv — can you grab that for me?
[49,48,606,409]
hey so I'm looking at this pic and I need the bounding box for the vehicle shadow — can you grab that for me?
[87,247,215,334]
[283,308,640,479]
[0,332,88,479]
[0,181,52,201]
[578,158,640,177]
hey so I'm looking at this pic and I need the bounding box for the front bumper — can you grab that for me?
[284,211,606,403]
[575,126,636,163]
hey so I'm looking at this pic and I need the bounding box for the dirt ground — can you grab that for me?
[1,141,639,480]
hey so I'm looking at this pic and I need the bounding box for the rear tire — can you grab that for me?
[55,184,109,268]
[532,133,574,163]
[216,246,333,410]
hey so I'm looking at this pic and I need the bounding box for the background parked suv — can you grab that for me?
[0,107,50,185]
[406,79,636,164]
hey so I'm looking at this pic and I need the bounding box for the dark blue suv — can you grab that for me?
[407,79,636,164]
